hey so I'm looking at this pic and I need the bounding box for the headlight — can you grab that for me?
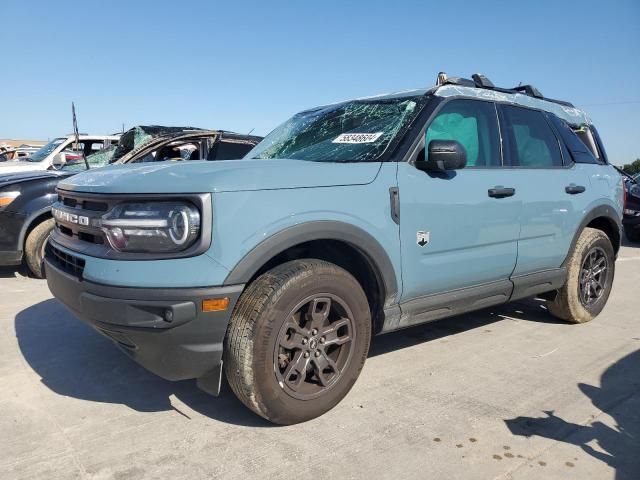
[0,191,20,210]
[101,202,201,253]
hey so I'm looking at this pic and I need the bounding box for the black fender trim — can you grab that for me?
[563,205,622,266]
[18,206,53,247]
[223,220,398,303]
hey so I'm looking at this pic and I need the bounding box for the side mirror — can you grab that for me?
[416,139,467,171]
[51,152,66,169]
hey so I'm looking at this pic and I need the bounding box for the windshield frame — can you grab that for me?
[247,94,430,163]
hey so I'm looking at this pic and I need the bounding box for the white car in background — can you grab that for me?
[0,135,120,174]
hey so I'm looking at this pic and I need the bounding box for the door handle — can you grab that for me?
[565,184,586,194]
[488,186,516,198]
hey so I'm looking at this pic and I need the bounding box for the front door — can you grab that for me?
[397,98,521,303]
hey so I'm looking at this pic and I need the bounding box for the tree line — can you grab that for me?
[622,159,640,176]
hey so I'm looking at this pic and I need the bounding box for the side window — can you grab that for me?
[89,141,105,152]
[64,141,84,152]
[502,106,563,167]
[425,99,501,167]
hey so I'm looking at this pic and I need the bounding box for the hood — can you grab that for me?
[58,159,382,194]
[0,169,67,186]
[0,161,46,174]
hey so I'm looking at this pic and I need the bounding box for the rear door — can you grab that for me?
[397,98,521,302]
[498,105,591,275]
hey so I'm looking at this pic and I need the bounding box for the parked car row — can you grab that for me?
[0,143,44,162]
[0,126,261,277]
[25,72,624,425]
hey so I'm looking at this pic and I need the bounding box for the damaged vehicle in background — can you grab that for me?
[619,170,640,242]
[0,134,120,173]
[0,126,261,277]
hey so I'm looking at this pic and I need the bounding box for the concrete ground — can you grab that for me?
[1,244,638,480]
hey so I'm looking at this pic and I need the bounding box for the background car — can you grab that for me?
[0,126,261,277]
[0,134,119,174]
[621,173,640,242]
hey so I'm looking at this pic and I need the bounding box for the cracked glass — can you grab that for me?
[247,97,420,162]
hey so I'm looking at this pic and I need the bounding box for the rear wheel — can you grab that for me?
[547,228,615,323]
[224,259,371,425]
[24,218,54,279]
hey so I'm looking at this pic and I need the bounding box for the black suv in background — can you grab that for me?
[622,173,640,242]
[0,126,261,277]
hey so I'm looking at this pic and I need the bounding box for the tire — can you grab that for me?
[224,259,371,425]
[24,218,54,278]
[547,228,615,324]
[624,225,640,243]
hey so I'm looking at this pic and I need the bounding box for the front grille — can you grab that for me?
[59,194,108,212]
[54,191,111,247]
[46,243,85,278]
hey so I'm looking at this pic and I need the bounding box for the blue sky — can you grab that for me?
[1,0,638,164]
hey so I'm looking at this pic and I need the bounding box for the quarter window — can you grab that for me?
[502,106,563,167]
[425,99,501,167]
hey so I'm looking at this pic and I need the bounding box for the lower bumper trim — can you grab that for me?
[44,258,244,386]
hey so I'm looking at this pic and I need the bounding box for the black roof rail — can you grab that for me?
[472,73,495,89]
[512,84,544,99]
[435,72,575,108]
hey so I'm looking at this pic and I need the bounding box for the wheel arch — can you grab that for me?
[223,221,399,333]
[564,205,622,267]
[19,207,53,248]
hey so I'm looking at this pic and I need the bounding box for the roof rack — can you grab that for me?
[436,72,575,108]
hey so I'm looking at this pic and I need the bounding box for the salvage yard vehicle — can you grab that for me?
[0,126,261,277]
[45,73,623,424]
[620,171,640,242]
[0,134,119,174]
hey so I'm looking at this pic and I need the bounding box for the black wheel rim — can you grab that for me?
[579,246,609,307]
[274,294,355,400]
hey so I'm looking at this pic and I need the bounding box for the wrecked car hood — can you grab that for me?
[0,170,66,185]
[58,159,382,194]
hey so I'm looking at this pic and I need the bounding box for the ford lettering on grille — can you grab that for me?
[52,207,90,226]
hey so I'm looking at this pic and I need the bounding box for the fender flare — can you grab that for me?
[563,205,622,266]
[223,220,398,301]
[18,206,53,248]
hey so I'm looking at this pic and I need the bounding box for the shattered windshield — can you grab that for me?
[61,146,116,172]
[27,138,66,162]
[247,97,421,162]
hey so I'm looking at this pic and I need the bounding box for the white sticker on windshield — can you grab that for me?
[332,132,383,144]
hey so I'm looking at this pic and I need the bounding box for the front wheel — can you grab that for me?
[24,218,55,278]
[224,259,371,425]
[547,228,615,323]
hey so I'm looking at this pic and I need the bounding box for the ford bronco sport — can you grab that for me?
[45,73,624,424]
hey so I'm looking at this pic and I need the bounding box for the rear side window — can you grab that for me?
[208,140,256,160]
[502,106,563,167]
[546,114,598,164]
[425,99,501,167]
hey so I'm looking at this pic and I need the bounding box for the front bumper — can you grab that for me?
[44,255,243,394]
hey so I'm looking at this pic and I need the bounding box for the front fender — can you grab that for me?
[223,219,398,301]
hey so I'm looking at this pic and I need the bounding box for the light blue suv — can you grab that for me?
[45,73,624,424]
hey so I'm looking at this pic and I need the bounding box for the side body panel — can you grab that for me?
[510,164,595,275]
[396,163,520,300]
